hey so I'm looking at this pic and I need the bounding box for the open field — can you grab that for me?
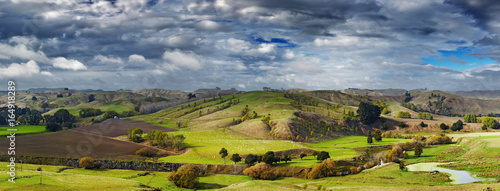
[0,125,45,136]
[0,130,154,160]
[73,119,177,137]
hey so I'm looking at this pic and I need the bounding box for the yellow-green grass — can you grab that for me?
[0,162,250,191]
[0,125,45,136]
[471,135,500,148]
[159,130,306,164]
[306,136,411,148]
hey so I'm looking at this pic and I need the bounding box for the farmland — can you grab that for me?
[1,90,500,191]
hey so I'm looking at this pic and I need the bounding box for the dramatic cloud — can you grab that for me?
[0,0,499,91]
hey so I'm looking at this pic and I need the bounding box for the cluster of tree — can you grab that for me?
[463,114,478,123]
[127,128,143,143]
[416,112,433,120]
[342,110,358,122]
[481,117,499,129]
[143,130,186,150]
[0,107,32,125]
[44,109,75,132]
[79,108,103,118]
[356,102,381,125]
[17,109,42,126]
[284,93,322,108]
[400,102,417,111]
[398,121,407,128]
[396,111,411,118]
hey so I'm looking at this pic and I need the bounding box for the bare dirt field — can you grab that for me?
[74,119,177,137]
[0,119,178,160]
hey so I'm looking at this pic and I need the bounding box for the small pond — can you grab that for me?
[406,162,488,184]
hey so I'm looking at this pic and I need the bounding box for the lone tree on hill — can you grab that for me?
[231,153,242,165]
[357,102,381,125]
[367,131,373,144]
[219,148,228,164]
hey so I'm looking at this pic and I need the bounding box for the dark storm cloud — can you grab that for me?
[445,0,500,33]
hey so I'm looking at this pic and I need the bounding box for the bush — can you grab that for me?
[135,147,156,157]
[168,165,199,188]
[426,133,452,145]
[308,158,337,179]
[396,111,411,118]
[127,128,143,143]
[482,117,499,129]
[79,157,95,169]
[243,162,277,180]
[103,110,119,119]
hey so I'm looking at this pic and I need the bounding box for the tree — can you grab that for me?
[32,96,37,101]
[53,109,74,123]
[312,151,320,157]
[380,122,388,130]
[168,165,199,189]
[79,157,95,169]
[187,93,196,99]
[419,121,426,127]
[282,155,291,163]
[414,144,423,157]
[300,153,307,160]
[381,108,389,114]
[357,102,381,125]
[262,151,277,165]
[127,128,143,143]
[482,117,499,129]
[245,154,258,166]
[373,129,382,142]
[231,153,242,164]
[88,94,95,102]
[219,148,228,164]
[316,151,330,161]
[396,111,411,118]
[399,161,406,171]
[451,120,464,131]
[439,123,449,130]
[367,131,373,144]
[398,122,406,128]
[45,123,62,132]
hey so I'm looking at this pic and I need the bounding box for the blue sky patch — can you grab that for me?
[422,46,495,70]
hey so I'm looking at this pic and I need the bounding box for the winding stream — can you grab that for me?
[406,162,489,184]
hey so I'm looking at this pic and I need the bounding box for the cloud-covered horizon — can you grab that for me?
[0,0,499,91]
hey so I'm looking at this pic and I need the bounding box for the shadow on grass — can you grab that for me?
[196,182,227,190]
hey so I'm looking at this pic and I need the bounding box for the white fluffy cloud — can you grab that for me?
[162,50,203,70]
[128,54,148,63]
[52,57,87,70]
[0,60,52,78]
[314,36,359,47]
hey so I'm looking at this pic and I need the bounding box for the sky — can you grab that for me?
[0,0,499,91]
